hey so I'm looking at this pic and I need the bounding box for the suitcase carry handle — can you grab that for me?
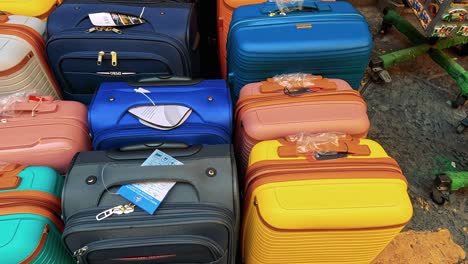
[262,1,331,14]
[99,162,230,206]
[107,144,202,160]
[128,76,203,87]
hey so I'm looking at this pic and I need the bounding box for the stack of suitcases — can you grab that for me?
[0,0,413,263]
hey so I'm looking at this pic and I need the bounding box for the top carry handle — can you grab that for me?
[128,76,204,87]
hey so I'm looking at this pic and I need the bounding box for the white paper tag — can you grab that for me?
[128,105,192,130]
[88,12,146,27]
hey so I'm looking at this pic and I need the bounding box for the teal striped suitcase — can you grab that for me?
[0,164,74,264]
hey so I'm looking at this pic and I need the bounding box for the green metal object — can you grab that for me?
[429,50,468,99]
[431,171,468,204]
[372,9,468,106]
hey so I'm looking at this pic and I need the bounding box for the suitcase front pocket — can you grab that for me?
[59,52,177,95]
[79,236,226,264]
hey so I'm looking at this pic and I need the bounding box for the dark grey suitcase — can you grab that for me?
[62,145,239,264]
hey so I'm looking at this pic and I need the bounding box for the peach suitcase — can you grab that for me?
[0,14,61,99]
[235,75,370,174]
[0,96,91,173]
[217,0,263,78]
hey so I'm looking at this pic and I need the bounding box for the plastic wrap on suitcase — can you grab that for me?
[89,79,232,150]
[227,1,373,100]
[62,145,239,264]
[46,2,200,104]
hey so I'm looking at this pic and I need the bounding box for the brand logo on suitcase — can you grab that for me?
[296,23,313,29]
[113,254,176,261]
[96,71,136,76]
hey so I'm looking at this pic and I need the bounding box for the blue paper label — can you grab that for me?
[117,150,182,214]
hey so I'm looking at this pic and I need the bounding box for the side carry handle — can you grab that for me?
[100,162,228,206]
[128,76,203,87]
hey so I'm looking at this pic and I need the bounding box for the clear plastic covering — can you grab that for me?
[286,132,348,154]
[0,90,42,117]
[274,0,305,15]
[268,73,323,89]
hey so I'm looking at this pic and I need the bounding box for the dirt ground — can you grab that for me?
[356,5,468,255]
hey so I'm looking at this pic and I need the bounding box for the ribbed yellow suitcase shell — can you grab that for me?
[243,139,413,264]
[1,0,62,20]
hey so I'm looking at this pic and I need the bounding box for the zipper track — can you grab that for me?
[80,235,225,264]
[93,127,231,149]
[47,30,190,76]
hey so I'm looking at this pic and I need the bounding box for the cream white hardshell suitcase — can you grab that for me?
[0,15,61,99]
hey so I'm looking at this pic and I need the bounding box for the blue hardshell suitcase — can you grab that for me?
[227,1,373,100]
[88,79,232,150]
[46,2,200,104]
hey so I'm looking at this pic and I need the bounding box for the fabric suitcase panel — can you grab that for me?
[0,99,91,173]
[0,15,61,99]
[62,145,239,264]
[89,80,232,150]
[234,78,369,173]
[0,211,73,264]
[242,139,413,264]
[46,3,199,104]
[227,1,373,99]
[0,0,61,20]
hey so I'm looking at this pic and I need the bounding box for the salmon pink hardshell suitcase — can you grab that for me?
[234,77,370,173]
[0,97,91,173]
[0,15,61,99]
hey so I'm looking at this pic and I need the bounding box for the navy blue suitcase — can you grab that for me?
[227,1,373,100]
[89,78,232,150]
[46,2,200,104]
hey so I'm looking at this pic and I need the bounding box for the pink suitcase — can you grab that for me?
[0,96,91,173]
[235,75,370,174]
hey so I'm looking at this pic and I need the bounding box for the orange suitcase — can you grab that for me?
[217,0,263,78]
[234,74,370,173]
[0,96,91,173]
[242,138,413,264]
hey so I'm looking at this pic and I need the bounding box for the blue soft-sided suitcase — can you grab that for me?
[89,79,232,150]
[227,1,373,100]
[46,2,200,104]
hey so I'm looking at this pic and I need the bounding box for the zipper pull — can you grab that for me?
[110,51,118,66]
[96,203,135,221]
[86,27,98,33]
[73,246,88,264]
[109,27,122,34]
[97,51,105,66]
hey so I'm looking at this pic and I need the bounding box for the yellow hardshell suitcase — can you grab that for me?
[1,0,62,20]
[242,138,413,264]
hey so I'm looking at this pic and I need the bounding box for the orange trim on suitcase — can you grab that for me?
[19,225,49,264]
[0,205,63,231]
[0,24,62,98]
